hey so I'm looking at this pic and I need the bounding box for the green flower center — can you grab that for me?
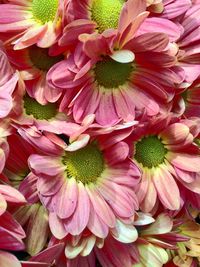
[94,57,133,89]
[63,143,104,184]
[29,46,63,71]
[91,0,124,33]
[32,0,58,24]
[195,138,200,147]
[134,136,167,168]
[23,95,57,120]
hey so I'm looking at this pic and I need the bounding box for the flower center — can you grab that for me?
[63,143,104,184]
[23,95,57,120]
[32,0,58,24]
[91,0,124,33]
[94,57,132,88]
[29,46,63,71]
[134,136,167,168]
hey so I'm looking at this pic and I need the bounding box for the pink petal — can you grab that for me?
[87,203,109,238]
[64,183,90,235]
[53,178,78,219]
[0,251,21,267]
[49,212,67,239]
[152,164,180,210]
[160,123,190,145]
[167,152,200,172]
[29,155,64,176]
[86,186,116,228]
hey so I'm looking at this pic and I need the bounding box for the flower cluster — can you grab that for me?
[0,0,200,266]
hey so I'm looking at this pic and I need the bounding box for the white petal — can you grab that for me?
[110,50,135,63]
[111,220,138,243]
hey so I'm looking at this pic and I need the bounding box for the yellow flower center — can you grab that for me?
[32,0,58,24]
[91,0,124,33]
[62,143,104,184]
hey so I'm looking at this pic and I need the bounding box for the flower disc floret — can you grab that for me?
[91,0,124,33]
[23,95,57,120]
[32,0,58,24]
[63,143,105,184]
[29,46,63,71]
[94,57,133,88]
[135,136,167,168]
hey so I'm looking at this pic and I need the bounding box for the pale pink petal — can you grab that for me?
[64,183,90,235]
[53,178,78,219]
[167,152,200,172]
[140,170,157,213]
[111,220,138,243]
[0,251,21,267]
[29,155,64,176]
[118,0,146,33]
[86,186,116,228]
[0,185,26,203]
[160,123,190,145]
[0,193,7,216]
[49,212,67,239]
[87,203,109,238]
[141,213,173,235]
[152,164,180,210]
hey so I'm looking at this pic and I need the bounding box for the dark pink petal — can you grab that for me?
[104,141,129,165]
[138,17,181,41]
[125,32,169,52]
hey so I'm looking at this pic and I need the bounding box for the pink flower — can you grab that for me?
[29,132,140,239]
[48,1,183,126]
[126,116,200,212]
[0,42,19,118]
[176,3,200,83]
[0,0,65,50]
[7,45,64,105]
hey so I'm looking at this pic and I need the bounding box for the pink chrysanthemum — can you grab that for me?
[29,133,140,240]
[0,0,65,49]
[126,116,200,212]
[0,42,19,119]
[7,45,64,104]
[175,2,200,83]
[48,1,183,126]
